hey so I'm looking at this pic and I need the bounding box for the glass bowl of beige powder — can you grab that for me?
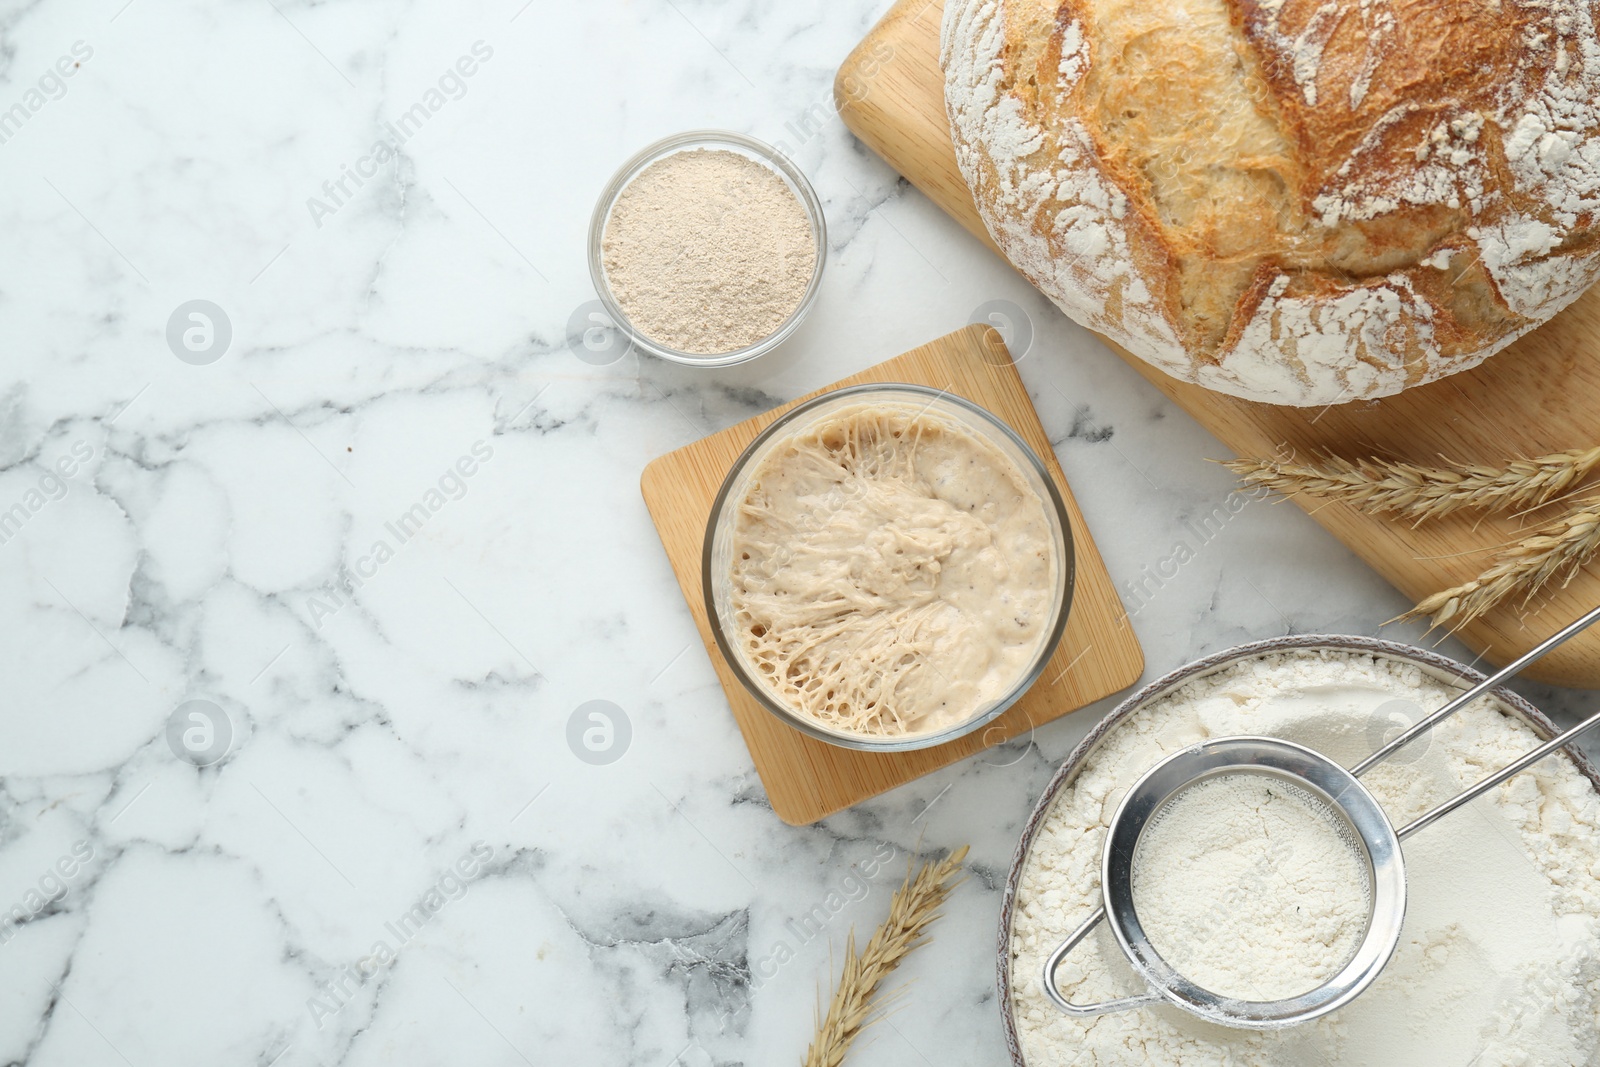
[702,384,1076,752]
[588,131,827,367]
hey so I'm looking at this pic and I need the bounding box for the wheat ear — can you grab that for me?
[802,845,969,1067]
[1224,446,1600,521]
[1396,496,1600,629]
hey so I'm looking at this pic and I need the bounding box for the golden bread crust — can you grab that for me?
[943,0,1600,405]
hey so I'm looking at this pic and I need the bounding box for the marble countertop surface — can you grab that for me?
[2,1,1595,1064]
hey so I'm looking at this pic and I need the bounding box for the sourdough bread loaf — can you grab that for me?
[941,0,1600,406]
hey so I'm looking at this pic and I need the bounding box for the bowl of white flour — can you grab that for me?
[1001,636,1600,1067]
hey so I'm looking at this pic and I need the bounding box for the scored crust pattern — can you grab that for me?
[942,0,1600,406]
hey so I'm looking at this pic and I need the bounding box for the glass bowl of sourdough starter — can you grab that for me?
[703,384,1076,752]
[587,130,827,368]
[998,635,1600,1066]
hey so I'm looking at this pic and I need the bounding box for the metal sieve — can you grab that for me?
[1042,604,1600,1030]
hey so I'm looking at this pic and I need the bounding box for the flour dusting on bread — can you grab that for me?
[943,0,1190,380]
[943,0,1600,406]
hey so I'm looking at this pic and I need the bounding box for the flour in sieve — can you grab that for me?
[1011,649,1600,1067]
[600,148,814,356]
[1131,773,1371,1001]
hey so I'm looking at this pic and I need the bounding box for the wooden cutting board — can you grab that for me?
[836,0,1600,688]
[641,325,1144,824]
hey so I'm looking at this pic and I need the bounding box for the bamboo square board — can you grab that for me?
[640,324,1144,824]
[837,0,1600,687]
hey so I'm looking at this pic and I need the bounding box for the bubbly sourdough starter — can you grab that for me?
[1012,650,1600,1067]
[729,401,1057,737]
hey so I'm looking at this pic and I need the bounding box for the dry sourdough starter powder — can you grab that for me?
[601,148,815,355]
[1012,649,1600,1067]
[1131,772,1372,1001]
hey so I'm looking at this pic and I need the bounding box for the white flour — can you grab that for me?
[1131,773,1371,1001]
[1012,649,1600,1066]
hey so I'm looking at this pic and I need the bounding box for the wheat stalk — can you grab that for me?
[802,845,969,1067]
[1396,496,1600,629]
[1223,446,1600,521]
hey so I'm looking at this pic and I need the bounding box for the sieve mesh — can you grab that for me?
[1129,771,1375,1002]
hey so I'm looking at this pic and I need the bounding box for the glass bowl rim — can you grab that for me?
[700,382,1078,752]
[587,129,828,368]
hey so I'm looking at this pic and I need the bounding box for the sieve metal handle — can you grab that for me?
[1041,907,1164,1017]
[1398,697,1600,839]
[1353,602,1600,777]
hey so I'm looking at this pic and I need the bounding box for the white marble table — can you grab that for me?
[1,2,1593,1064]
